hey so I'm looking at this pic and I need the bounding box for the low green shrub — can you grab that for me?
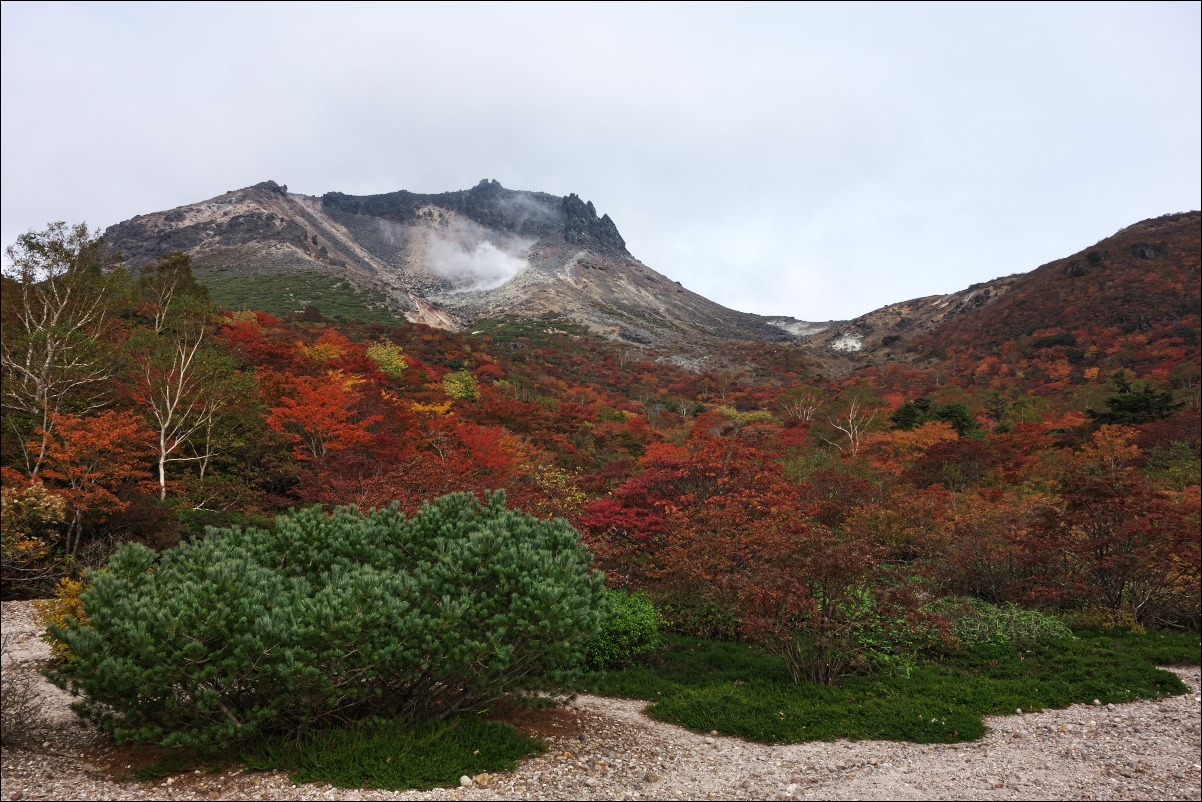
[47,492,607,752]
[585,589,665,669]
[585,629,1194,744]
[243,715,544,791]
[930,597,1076,651]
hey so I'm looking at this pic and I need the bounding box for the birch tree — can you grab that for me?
[819,395,880,457]
[779,384,826,422]
[1,222,121,476]
[127,255,234,501]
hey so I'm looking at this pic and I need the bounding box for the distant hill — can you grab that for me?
[801,211,1200,371]
[912,211,1200,352]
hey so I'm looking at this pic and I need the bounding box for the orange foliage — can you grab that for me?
[266,373,381,461]
[865,421,959,472]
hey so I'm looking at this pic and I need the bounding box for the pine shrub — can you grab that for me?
[47,492,606,751]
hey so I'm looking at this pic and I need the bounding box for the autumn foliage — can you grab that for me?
[2,223,1198,681]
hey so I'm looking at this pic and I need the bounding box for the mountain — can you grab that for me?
[799,211,1201,367]
[100,181,1200,372]
[101,179,790,346]
[796,274,1024,357]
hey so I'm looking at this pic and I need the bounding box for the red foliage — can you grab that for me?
[581,418,807,604]
[34,410,154,553]
[218,319,294,368]
[266,373,381,462]
[738,528,903,685]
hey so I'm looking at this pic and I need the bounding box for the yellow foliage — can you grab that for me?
[325,369,365,392]
[1,480,66,584]
[411,401,454,417]
[715,406,776,425]
[1062,603,1145,635]
[1080,424,1141,472]
[528,464,589,519]
[34,577,89,662]
[366,341,408,377]
[297,340,346,362]
[869,420,958,469]
[443,370,480,401]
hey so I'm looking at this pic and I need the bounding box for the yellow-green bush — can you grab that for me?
[1,480,67,599]
[585,589,665,669]
[34,576,89,662]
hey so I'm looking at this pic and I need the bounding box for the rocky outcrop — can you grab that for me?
[561,193,626,256]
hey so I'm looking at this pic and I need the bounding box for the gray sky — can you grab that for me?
[3,1,1199,321]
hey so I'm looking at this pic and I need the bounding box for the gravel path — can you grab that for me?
[3,600,1199,801]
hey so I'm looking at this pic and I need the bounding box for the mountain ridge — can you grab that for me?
[100,180,1200,370]
[101,179,788,346]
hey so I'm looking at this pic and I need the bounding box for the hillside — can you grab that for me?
[3,210,1198,699]
[913,211,1201,353]
[793,212,1200,384]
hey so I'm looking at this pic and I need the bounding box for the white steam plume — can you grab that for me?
[425,222,533,292]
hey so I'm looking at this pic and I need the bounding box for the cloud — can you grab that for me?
[493,191,558,238]
[2,4,1197,319]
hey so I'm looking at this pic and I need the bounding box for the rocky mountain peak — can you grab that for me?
[562,192,626,255]
[99,179,781,347]
[318,180,629,259]
[251,180,288,195]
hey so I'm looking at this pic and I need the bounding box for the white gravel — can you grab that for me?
[2,600,1199,801]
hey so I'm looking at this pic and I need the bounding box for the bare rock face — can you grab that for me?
[101,179,785,347]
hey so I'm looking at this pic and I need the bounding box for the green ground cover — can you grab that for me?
[578,630,1199,744]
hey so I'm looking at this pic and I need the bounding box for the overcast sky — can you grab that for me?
[2,2,1199,321]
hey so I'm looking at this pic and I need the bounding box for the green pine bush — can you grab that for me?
[585,589,665,669]
[46,492,606,752]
